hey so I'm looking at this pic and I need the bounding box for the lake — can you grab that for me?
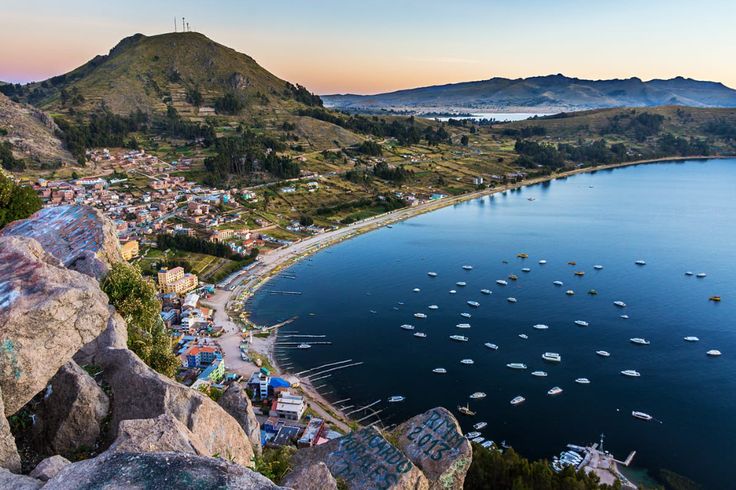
[429,112,553,122]
[248,158,736,488]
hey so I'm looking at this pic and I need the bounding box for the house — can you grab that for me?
[158,267,198,295]
[196,355,225,384]
[268,425,302,448]
[269,391,306,421]
[473,176,484,185]
[183,345,219,368]
[121,240,139,261]
[297,417,326,448]
[248,371,271,400]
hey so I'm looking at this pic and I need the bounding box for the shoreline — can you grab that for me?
[225,154,729,430]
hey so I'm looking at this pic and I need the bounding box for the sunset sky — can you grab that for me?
[1,0,735,94]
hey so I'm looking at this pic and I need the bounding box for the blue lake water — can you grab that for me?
[248,159,736,488]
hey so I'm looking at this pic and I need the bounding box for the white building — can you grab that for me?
[269,391,306,421]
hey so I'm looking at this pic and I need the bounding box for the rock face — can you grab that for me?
[0,236,110,415]
[34,361,109,458]
[99,348,255,467]
[0,205,123,280]
[29,455,70,482]
[42,451,285,490]
[109,414,208,456]
[0,468,43,490]
[218,381,262,456]
[281,461,338,490]
[393,407,472,490]
[74,308,128,367]
[0,386,21,472]
[290,426,429,490]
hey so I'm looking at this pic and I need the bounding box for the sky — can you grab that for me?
[1,0,735,94]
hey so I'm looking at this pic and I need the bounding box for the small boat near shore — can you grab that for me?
[388,396,405,403]
[480,289,492,295]
[510,396,526,405]
[620,314,630,319]
[400,324,415,331]
[460,359,475,365]
[473,422,488,430]
[460,312,472,318]
[593,265,604,270]
[467,301,480,307]
[484,342,499,350]
[575,378,591,384]
[685,271,694,276]
[427,272,438,277]
[709,296,721,302]
[470,392,486,399]
[683,336,700,342]
[462,265,474,271]
[414,313,428,319]
[574,271,585,277]
[531,371,547,377]
[697,272,707,278]
[553,280,564,286]
[522,268,531,273]
[566,290,575,296]
[507,363,527,370]
[414,332,427,338]
[508,274,518,281]
[413,288,421,292]
[449,290,457,294]
[596,350,611,357]
[450,335,469,342]
[518,334,528,339]
[465,431,481,439]
[547,386,563,396]
[533,324,549,330]
[458,404,476,416]
[613,300,627,308]
[507,297,518,303]
[428,305,439,310]
[481,441,494,449]
[539,259,547,265]
[632,411,653,421]
[707,349,722,357]
[297,343,312,349]
[496,279,508,286]
[630,337,650,345]
[621,369,641,377]
[574,320,589,327]
[542,352,562,362]
[456,281,467,287]
[472,436,485,443]
[517,253,529,259]
[432,368,447,374]
[456,323,471,329]
[635,260,647,266]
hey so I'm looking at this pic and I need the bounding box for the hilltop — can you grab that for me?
[323,74,736,113]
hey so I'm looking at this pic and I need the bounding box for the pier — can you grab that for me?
[345,399,381,416]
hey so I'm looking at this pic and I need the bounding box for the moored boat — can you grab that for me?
[428,304,439,310]
[473,422,488,430]
[496,279,508,286]
[595,350,610,357]
[460,312,472,318]
[456,323,471,329]
[507,297,518,303]
[539,259,547,264]
[463,265,473,270]
[574,271,585,276]
[414,312,428,319]
[413,288,421,292]
[517,253,529,259]
[531,371,547,377]
[706,349,722,357]
[593,265,603,270]
[484,342,499,350]
[632,411,653,421]
[709,295,721,302]
[683,336,700,342]
[635,260,647,265]
[506,363,527,370]
[630,337,650,345]
[508,274,518,281]
[574,320,589,327]
[575,378,591,384]
[621,369,641,377]
[542,352,561,362]
[510,396,526,405]
[533,324,549,330]
[400,324,415,331]
[432,368,447,374]
[467,301,480,307]
[458,403,476,416]
[297,343,312,349]
[427,272,438,277]
[450,335,469,342]
[480,289,492,295]
[696,272,707,278]
[460,359,475,365]
[553,280,564,286]
[456,281,467,287]
[449,290,457,294]
[518,333,528,339]
[470,392,486,399]
[613,300,627,307]
[522,268,531,272]
[388,396,405,403]
[414,332,427,338]
[465,431,481,439]
[566,290,575,296]
[547,386,563,396]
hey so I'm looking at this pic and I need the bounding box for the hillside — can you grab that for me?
[0,93,74,169]
[323,74,736,113]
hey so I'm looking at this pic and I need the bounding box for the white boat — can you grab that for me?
[432,368,447,374]
[574,320,589,327]
[553,280,564,286]
[460,312,472,318]
[685,271,694,276]
[620,315,630,319]
[470,392,486,399]
[506,363,527,370]
[696,272,707,278]
[630,337,650,345]
[413,288,421,292]
[635,260,647,266]
[542,352,561,362]
[471,436,485,443]
[532,324,549,330]
[632,411,653,421]
[297,343,312,349]
[507,297,518,303]
[593,265,604,270]
[575,378,591,384]
[484,343,499,350]
[427,272,438,277]
[463,265,473,270]
[481,441,494,449]
[428,305,439,310]
[414,332,427,338]
[450,335,469,342]
[531,371,547,377]
[522,268,531,272]
[496,279,508,286]
[465,431,481,439]
[400,324,415,331]
[595,350,610,357]
[706,349,722,357]
[456,323,471,329]
[566,290,575,296]
[539,260,548,265]
[480,289,492,295]
[414,313,428,319]
[621,369,641,377]
[449,290,457,294]
[460,359,475,365]
[467,301,480,307]
[510,396,526,405]
[456,281,467,287]
[613,301,627,308]
[388,396,405,403]
[683,336,700,342]
[473,422,488,430]
[518,333,528,339]
[547,386,563,396]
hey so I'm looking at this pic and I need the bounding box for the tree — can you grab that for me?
[0,171,42,229]
[101,262,180,377]
[186,87,203,107]
[460,135,469,146]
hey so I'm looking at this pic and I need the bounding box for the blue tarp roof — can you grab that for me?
[269,377,290,388]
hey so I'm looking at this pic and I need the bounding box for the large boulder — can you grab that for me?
[74,307,128,367]
[29,455,71,482]
[108,414,208,456]
[0,236,110,415]
[42,451,285,490]
[0,205,123,280]
[34,360,109,458]
[218,381,262,456]
[282,461,338,490]
[99,348,255,467]
[393,407,472,490]
[0,386,21,472]
[290,426,429,490]
[0,468,43,490]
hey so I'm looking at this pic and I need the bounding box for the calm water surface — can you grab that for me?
[248,159,736,488]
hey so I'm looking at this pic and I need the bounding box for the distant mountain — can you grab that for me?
[323,75,736,113]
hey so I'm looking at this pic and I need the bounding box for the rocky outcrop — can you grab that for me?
[33,360,109,458]
[0,206,123,280]
[0,235,110,415]
[282,461,338,490]
[0,468,43,489]
[290,426,429,490]
[43,451,285,490]
[74,307,128,366]
[393,407,472,490]
[109,414,208,456]
[99,348,255,467]
[0,386,21,472]
[29,455,70,482]
[218,381,262,456]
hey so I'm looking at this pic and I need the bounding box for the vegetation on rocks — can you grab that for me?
[254,446,296,484]
[0,171,41,228]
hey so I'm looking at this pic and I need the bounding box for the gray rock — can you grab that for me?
[282,461,338,490]
[0,468,43,489]
[0,205,123,280]
[290,426,429,490]
[108,414,208,456]
[74,307,128,366]
[0,386,21,472]
[35,360,109,458]
[0,236,110,416]
[393,407,472,490]
[29,455,71,481]
[218,382,262,456]
[99,348,255,467]
[43,451,285,490]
